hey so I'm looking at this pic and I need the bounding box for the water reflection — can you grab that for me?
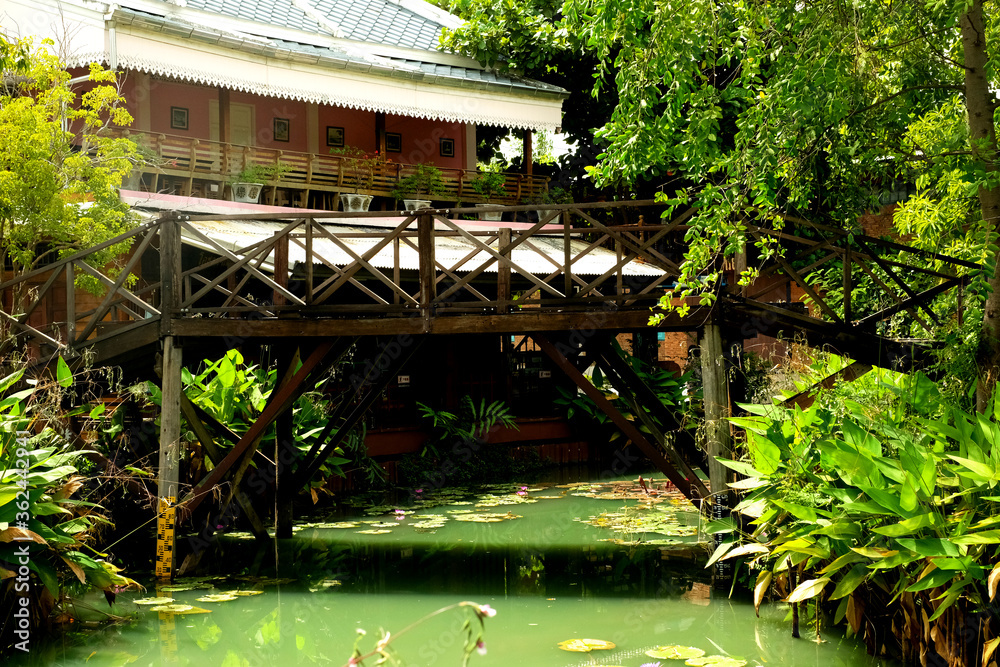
[13,480,898,667]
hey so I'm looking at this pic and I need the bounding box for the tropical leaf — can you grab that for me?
[753,570,771,616]
[786,577,830,603]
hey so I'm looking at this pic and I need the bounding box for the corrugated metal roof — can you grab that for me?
[183,219,666,277]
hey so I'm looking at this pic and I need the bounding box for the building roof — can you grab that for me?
[183,0,448,51]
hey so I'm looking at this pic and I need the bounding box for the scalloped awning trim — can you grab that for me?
[69,32,562,131]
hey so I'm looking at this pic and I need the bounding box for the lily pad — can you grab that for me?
[196,593,239,603]
[686,657,747,667]
[452,512,522,523]
[557,638,616,652]
[356,529,392,534]
[646,645,706,660]
[159,584,212,592]
[315,522,359,529]
[133,597,175,605]
[153,604,212,615]
[227,589,264,596]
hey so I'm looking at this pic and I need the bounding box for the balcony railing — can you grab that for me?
[115,129,548,206]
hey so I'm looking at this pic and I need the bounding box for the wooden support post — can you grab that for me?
[375,112,387,155]
[497,227,511,314]
[418,213,435,328]
[563,215,572,297]
[159,214,181,337]
[393,236,401,306]
[305,222,314,305]
[65,263,75,346]
[843,244,852,323]
[700,321,733,590]
[273,231,289,308]
[523,130,533,175]
[275,344,296,538]
[156,335,182,580]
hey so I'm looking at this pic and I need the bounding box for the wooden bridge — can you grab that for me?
[0,199,976,577]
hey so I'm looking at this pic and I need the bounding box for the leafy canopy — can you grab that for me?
[0,36,140,281]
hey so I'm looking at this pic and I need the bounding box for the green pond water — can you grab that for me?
[16,479,899,667]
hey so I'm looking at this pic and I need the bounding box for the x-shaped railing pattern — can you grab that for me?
[0,202,978,361]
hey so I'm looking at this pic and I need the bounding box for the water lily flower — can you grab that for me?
[475,604,497,618]
[476,640,487,655]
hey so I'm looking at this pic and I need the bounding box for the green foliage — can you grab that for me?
[0,364,139,641]
[417,396,517,453]
[390,164,445,200]
[541,0,993,319]
[554,347,696,441]
[229,161,293,186]
[0,36,141,287]
[173,349,380,490]
[470,170,507,202]
[718,373,1000,656]
[328,146,386,193]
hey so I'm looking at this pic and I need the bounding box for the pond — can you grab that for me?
[15,478,898,667]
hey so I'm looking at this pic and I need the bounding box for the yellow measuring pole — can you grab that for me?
[155,497,177,579]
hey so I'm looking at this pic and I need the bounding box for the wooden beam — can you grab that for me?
[779,361,873,410]
[179,341,337,517]
[534,334,697,501]
[523,130,533,175]
[179,394,268,541]
[295,337,425,487]
[593,353,709,498]
[418,212,435,328]
[591,337,709,477]
[498,227,511,314]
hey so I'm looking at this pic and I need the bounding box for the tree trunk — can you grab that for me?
[962,1,1000,410]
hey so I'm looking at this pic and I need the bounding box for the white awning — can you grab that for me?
[73,30,564,131]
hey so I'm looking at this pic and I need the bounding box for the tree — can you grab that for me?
[541,0,1000,404]
[0,36,141,303]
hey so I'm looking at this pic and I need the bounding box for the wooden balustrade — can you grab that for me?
[114,129,548,205]
[0,201,976,370]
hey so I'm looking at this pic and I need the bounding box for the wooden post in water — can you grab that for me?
[700,319,733,590]
[275,343,296,539]
[156,213,183,580]
[156,335,182,580]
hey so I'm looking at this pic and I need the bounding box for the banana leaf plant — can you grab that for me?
[711,372,1000,666]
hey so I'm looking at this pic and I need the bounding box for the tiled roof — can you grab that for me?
[187,0,322,33]
[182,0,445,51]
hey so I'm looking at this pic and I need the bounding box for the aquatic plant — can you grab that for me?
[714,371,1000,666]
[0,363,140,654]
[344,601,495,667]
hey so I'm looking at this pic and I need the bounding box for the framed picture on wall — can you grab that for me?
[386,132,402,153]
[170,107,188,130]
[326,126,345,148]
[274,118,290,142]
[439,138,455,158]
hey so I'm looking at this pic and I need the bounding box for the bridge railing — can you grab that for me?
[0,201,978,361]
